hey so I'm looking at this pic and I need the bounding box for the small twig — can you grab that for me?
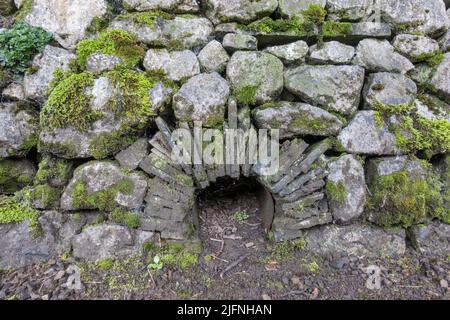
[220,253,251,278]
[211,255,229,263]
[242,222,261,227]
[223,235,242,240]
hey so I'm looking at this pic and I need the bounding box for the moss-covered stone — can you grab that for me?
[109,208,140,229]
[18,184,61,209]
[321,21,353,37]
[34,155,73,187]
[326,181,346,204]
[235,85,258,105]
[116,10,172,27]
[0,159,35,194]
[0,196,41,236]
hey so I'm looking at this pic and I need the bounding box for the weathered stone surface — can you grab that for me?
[441,29,450,52]
[363,72,417,108]
[222,33,258,52]
[173,72,230,126]
[0,103,39,158]
[253,101,344,138]
[263,41,309,64]
[24,0,108,49]
[293,224,406,257]
[0,0,16,15]
[2,82,24,101]
[60,161,148,211]
[204,0,278,24]
[197,40,230,73]
[378,0,450,37]
[326,0,370,21]
[309,41,355,64]
[227,51,284,105]
[111,15,213,49]
[86,53,123,74]
[337,111,400,155]
[393,34,440,62]
[0,159,36,194]
[72,224,153,261]
[430,52,450,101]
[366,156,425,182]
[284,65,365,115]
[115,138,149,170]
[327,155,366,224]
[348,22,392,39]
[353,39,414,74]
[123,0,199,13]
[144,49,200,82]
[23,45,75,102]
[279,0,326,18]
[410,222,450,256]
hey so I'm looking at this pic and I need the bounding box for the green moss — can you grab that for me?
[76,29,145,70]
[71,178,135,212]
[244,16,311,36]
[34,155,73,186]
[109,208,140,229]
[426,52,445,67]
[367,169,444,228]
[301,4,327,25]
[86,16,109,34]
[95,259,114,270]
[321,21,353,37]
[0,160,34,194]
[89,132,137,160]
[291,116,328,131]
[20,184,61,209]
[148,242,201,270]
[263,238,307,263]
[0,196,41,236]
[14,0,33,20]
[117,10,172,27]
[326,181,346,204]
[41,71,102,132]
[235,85,258,105]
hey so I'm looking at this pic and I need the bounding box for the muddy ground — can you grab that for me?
[1,181,449,300]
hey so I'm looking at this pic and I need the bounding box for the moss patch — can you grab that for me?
[0,160,34,194]
[19,184,61,209]
[263,238,307,263]
[0,196,41,236]
[109,208,140,229]
[321,21,353,37]
[116,10,172,27]
[76,29,145,70]
[326,181,346,204]
[235,85,258,105]
[148,242,202,270]
[34,155,73,186]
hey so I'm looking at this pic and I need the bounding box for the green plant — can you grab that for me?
[109,209,140,229]
[147,255,164,270]
[233,210,250,222]
[0,196,41,236]
[116,11,172,27]
[0,22,52,74]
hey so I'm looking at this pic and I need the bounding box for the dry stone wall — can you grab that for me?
[0,0,450,268]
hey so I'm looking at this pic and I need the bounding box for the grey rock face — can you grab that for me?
[300,224,406,257]
[111,15,213,49]
[197,40,230,73]
[123,0,199,12]
[337,111,400,155]
[0,103,39,158]
[430,52,450,101]
[410,222,450,256]
[284,65,365,115]
[2,82,25,101]
[263,41,309,64]
[86,53,123,74]
[0,159,36,194]
[72,224,153,261]
[222,33,258,53]
[309,41,355,64]
[326,0,370,21]
[115,138,150,170]
[204,0,278,24]
[227,51,284,105]
[441,29,450,52]
[353,39,414,74]
[23,45,76,102]
[349,22,392,39]
[327,155,366,224]
[279,0,326,18]
[393,34,440,63]
[253,101,344,138]
[378,0,450,36]
[363,72,417,108]
[173,72,230,126]
[366,156,425,181]
[60,161,148,211]
[24,0,108,49]
[144,49,200,82]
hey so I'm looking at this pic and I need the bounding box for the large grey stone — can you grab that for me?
[114,138,150,170]
[173,72,230,127]
[24,0,108,49]
[60,161,148,212]
[0,102,39,158]
[204,0,278,24]
[326,0,371,21]
[327,155,366,224]
[227,51,284,105]
[253,101,344,138]
[122,0,199,12]
[410,222,450,256]
[23,45,76,102]
[110,15,213,49]
[353,39,414,74]
[430,52,450,101]
[197,40,230,73]
[144,49,200,82]
[222,33,258,53]
[284,65,365,115]
[2,82,24,101]
[86,53,123,74]
[393,34,440,63]
[337,111,400,155]
[309,41,355,64]
[363,72,417,108]
[279,0,326,18]
[263,41,309,64]
[72,224,153,261]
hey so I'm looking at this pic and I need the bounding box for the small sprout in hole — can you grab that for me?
[233,210,250,222]
[147,255,164,270]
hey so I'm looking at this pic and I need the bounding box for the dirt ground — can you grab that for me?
[1,181,449,300]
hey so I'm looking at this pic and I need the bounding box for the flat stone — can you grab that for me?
[263,41,309,64]
[326,0,370,21]
[309,41,355,64]
[279,0,326,18]
[144,49,200,82]
[430,52,450,101]
[204,0,278,24]
[122,0,199,13]
[114,138,149,170]
[197,40,230,73]
[393,34,440,63]
[2,82,25,101]
[222,33,258,53]
[86,53,123,74]
[284,64,365,115]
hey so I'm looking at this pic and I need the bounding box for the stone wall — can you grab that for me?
[1,0,449,268]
